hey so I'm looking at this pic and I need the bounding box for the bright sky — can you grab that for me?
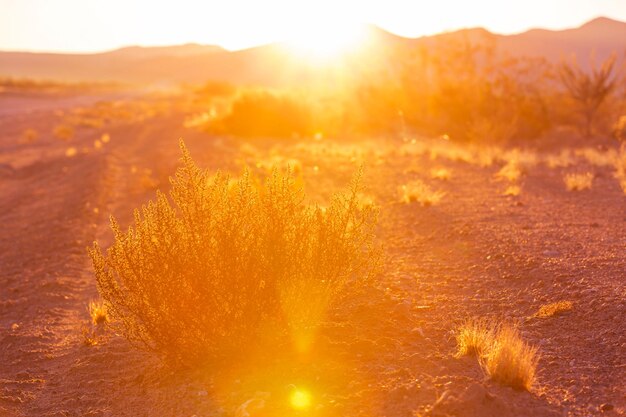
[1,0,626,53]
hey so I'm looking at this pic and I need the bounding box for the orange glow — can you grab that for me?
[285,21,367,63]
[289,388,312,410]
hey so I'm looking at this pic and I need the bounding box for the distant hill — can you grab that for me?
[0,17,624,87]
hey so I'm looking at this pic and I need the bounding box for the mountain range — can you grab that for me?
[0,17,624,87]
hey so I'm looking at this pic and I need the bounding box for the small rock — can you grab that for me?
[600,403,614,412]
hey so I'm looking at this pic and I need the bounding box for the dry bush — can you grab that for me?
[503,185,521,196]
[399,180,445,206]
[615,150,626,194]
[89,141,379,363]
[19,128,39,144]
[533,301,573,318]
[214,90,314,138]
[564,172,594,191]
[430,167,452,180]
[496,160,523,182]
[53,124,75,141]
[558,54,618,137]
[482,324,539,391]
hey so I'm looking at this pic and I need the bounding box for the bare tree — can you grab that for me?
[558,54,617,137]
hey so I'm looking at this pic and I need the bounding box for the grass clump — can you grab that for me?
[503,185,521,196]
[88,140,379,364]
[455,318,495,357]
[456,319,539,391]
[533,301,573,318]
[564,172,593,191]
[88,299,109,325]
[430,167,452,181]
[399,180,445,206]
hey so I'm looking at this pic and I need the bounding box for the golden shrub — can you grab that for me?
[88,140,379,363]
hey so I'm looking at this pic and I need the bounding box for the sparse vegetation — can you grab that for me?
[399,180,445,206]
[88,140,379,363]
[558,54,618,137]
[430,167,452,180]
[19,128,38,144]
[503,185,521,196]
[54,124,75,141]
[564,172,594,191]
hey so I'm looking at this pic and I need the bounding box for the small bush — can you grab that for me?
[564,172,593,191]
[430,167,452,181]
[53,124,75,141]
[214,91,314,138]
[88,140,379,363]
[503,185,521,196]
[496,160,523,182]
[399,180,445,206]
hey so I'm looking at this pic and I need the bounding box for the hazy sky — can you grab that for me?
[2,0,626,53]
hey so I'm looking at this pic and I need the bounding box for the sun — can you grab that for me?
[285,20,367,62]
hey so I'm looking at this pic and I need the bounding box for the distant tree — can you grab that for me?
[558,54,618,137]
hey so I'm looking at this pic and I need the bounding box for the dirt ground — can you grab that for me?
[0,91,624,417]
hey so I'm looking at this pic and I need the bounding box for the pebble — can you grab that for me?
[600,403,614,412]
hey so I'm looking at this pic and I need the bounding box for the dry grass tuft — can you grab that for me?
[81,325,99,346]
[482,324,539,391]
[496,160,523,182]
[88,140,379,363]
[456,320,539,391]
[564,172,593,191]
[19,128,39,144]
[503,185,521,196]
[455,318,495,357]
[399,180,445,206]
[53,124,75,141]
[430,167,452,181]
[533,301,573,318]
[88,300,109,325]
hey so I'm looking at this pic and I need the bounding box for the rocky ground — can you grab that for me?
[0,91,624,417]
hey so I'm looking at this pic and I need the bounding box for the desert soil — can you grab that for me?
[0,91,624,417]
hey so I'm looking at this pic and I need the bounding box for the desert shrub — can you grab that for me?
[88,140,379,363]
[53,124,75,141]
[430,167,452,180]
[558,54,618,137]
[399,180,445,206]
[456,320,539,391]
[503,185,521,196]
[19,128,39,144]
[214,90,314,138]
[564,172,594,191]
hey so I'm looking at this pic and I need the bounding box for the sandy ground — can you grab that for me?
[0,92,624,417]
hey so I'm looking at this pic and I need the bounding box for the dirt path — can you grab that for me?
[0,98,624,416]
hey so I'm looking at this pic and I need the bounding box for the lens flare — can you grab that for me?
[290,388,312,410]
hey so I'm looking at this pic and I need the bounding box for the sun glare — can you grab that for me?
[290,388,312,410]
[286,21,367,62]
